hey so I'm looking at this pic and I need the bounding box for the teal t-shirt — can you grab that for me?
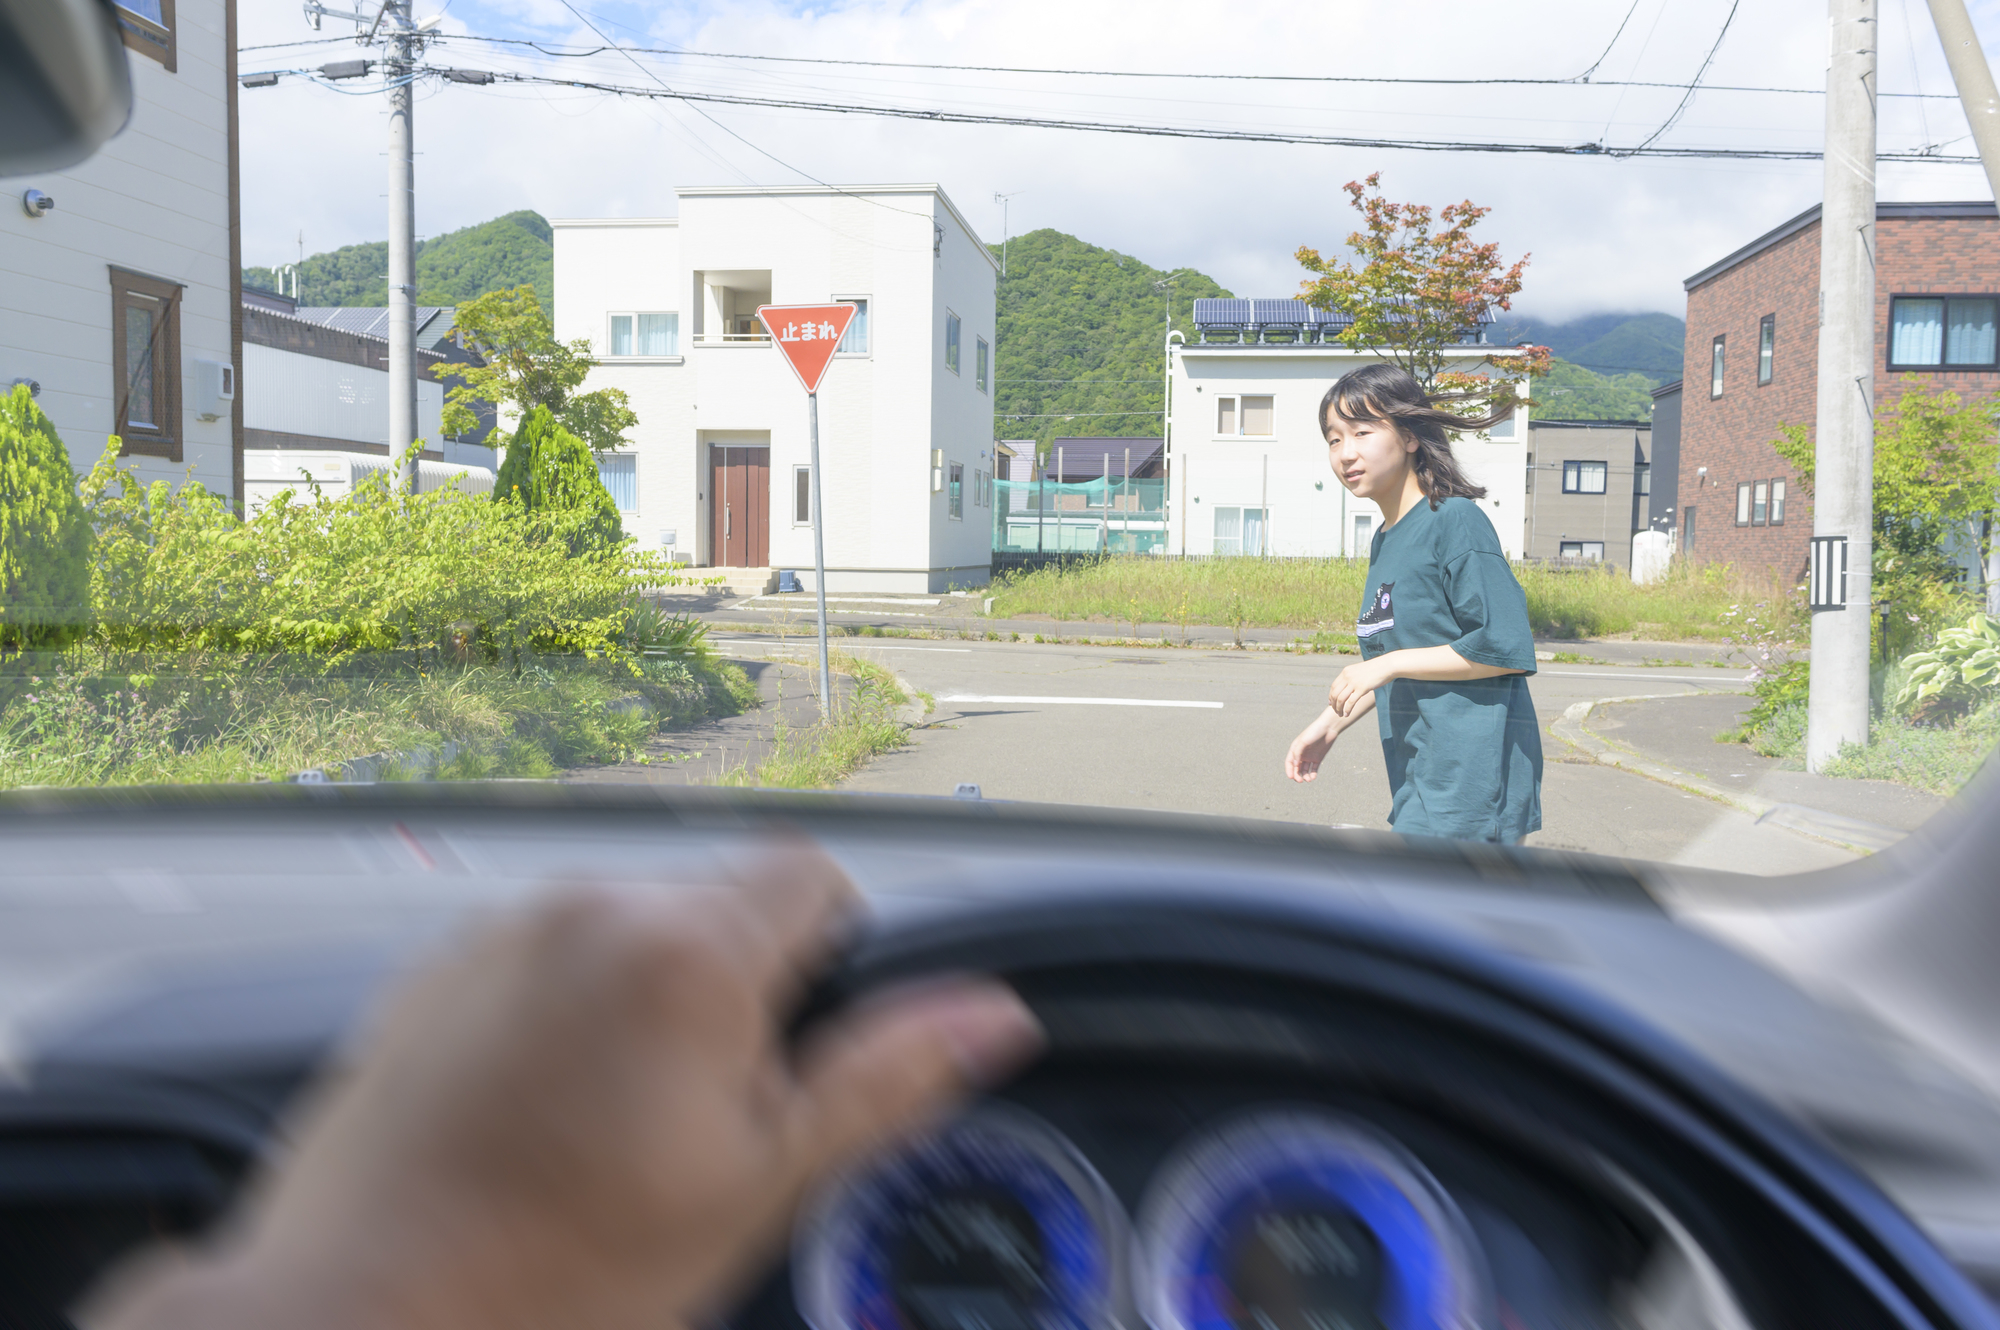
[1356,496,1542,843]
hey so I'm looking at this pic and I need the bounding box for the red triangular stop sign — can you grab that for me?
[758,303,859,394]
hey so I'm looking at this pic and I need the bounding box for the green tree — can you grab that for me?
[495,406,624,555]
[1774,377,2000,655]
[1296,173,1548,414]
[0,385,92,650]
[437,286,637,454]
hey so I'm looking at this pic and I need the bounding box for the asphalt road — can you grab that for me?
[712,634,1863,877]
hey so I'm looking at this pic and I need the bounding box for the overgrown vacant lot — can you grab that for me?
[988,557,1801,642]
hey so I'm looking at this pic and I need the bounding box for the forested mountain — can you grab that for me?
[1494,311,1685,381]
[992,229,1231,452]
[1532,360,1660,422]
[243,210,553,310]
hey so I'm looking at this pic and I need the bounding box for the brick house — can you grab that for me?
[1677,201,2000,577]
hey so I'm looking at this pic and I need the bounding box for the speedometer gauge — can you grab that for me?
[1135,1111,1489,1330]
[795,1105,1130,1330]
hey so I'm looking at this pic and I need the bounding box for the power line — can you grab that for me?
[425,66,1980,163]
[550,0,937,226]
[1628,0,1741,154]
[415,30,1957,98]
[1576,0,1645,81]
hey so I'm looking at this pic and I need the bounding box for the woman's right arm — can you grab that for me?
[1285,693,1376,783]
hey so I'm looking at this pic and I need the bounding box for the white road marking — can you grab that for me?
[735,608,934,617]
[940,694,1224,709]
[740,596,943,606]
[1541,670,1748,684]
[716,636,972,652]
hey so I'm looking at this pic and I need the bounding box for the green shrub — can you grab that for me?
[0,386,92,650]
[1894,613,2000,724]
[78,436,665,667]
[495,405,622,553]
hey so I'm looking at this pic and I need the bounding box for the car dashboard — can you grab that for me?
[2,784,1999,1330]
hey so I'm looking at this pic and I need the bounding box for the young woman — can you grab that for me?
[1284,363,1543,844]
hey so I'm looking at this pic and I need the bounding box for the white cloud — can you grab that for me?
[237,0,2000,320]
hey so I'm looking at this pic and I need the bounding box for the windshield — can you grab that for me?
[4,0,1999,881]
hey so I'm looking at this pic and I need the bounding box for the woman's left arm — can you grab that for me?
[1328,646,1522,716]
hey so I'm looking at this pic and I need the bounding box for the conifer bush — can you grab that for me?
[494,405,623,554]
[0,385,92,650]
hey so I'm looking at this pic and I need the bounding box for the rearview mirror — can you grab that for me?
[0,0,134,176]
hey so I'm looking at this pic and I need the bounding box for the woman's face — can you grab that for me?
[1323,407,1416,505]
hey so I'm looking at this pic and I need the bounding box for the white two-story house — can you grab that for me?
[1168,300,1528,561]
[553,184,998,593]
[1,0,241,503]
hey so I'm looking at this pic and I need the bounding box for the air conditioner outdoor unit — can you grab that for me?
[194,359,234,422]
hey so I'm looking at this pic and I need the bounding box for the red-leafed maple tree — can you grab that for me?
[1296,174,1548,416]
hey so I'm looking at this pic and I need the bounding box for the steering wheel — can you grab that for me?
[763,890,2000,1330]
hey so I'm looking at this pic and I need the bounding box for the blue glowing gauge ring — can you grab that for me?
[794,1105,1131,1330]
[1134,1111,1490,1330]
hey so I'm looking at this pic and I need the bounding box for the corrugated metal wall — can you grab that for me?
[243,343,445,446]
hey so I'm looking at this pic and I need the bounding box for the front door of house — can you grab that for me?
[709,445,770,567]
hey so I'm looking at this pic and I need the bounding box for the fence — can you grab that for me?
[994,476,1167,555]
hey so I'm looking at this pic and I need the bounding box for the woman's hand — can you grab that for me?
[1285,708,1341,783]
[87,848,1044,1330]
[1327,657,1390,717]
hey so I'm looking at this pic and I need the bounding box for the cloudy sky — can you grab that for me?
[236,0,2000,321]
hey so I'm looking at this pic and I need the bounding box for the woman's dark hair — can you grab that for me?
[1318,363,1511,509]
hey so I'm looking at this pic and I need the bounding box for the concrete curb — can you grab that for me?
[1549,695,1904,854]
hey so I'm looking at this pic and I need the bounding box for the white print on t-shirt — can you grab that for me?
[1356,581,1395,638]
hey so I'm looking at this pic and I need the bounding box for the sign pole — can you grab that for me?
[755,301,858,727]
[808,390,832,721]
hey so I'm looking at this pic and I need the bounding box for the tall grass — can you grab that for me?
[719,652,912,789]
[0,649,756,790]
[988,556,1801,643]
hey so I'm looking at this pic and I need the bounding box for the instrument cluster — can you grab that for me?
[794,1100,1535,1330]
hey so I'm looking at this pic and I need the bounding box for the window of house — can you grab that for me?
[1558,541,1605,561]
[1710,335,1725,398]
[110,268,183,459]
[1736,482,1753,526]
[1770,479,1787,525]
[607,313,678,356]
[1215,395,1275,436]
[597,453,637,513]
[1758,315,1775,385]
[1752,480,1769,526]
[1890,295,1999,368]
[1214,506,1266,556]
[948,463,964,519]
[1488,413,1516,438]
[1562,460,1607,494]
[1683,506,1696,552]
[945,311,961,374]
[1635,462,1651,496]
[1351,513,1375,556]
[115,0,174,70]
[976,337,990,393]
[836,299,869,354]
[793,466,812,525]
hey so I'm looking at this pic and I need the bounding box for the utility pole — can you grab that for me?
[384,0,418,493]
[1806,0,1878,772]
[303,0,428,492]
[1925,0,2000,612]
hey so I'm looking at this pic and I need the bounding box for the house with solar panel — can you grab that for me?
[1166,299,1529,559]
[234,287,500,512]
